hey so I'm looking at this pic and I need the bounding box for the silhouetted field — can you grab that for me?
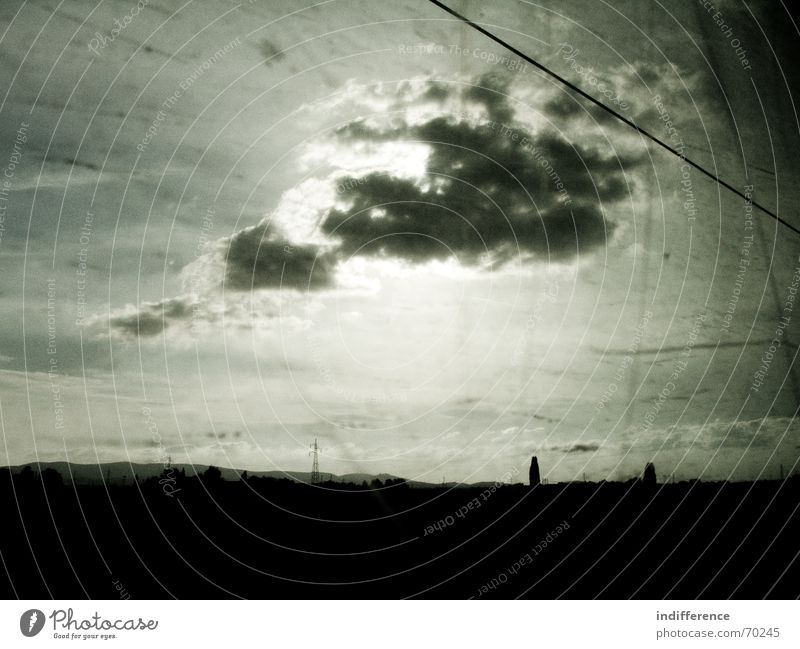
[1,467,798,598]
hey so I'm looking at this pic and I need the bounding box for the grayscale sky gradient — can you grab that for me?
[1,0,798,483]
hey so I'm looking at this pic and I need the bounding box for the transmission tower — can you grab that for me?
[310,439,321,485]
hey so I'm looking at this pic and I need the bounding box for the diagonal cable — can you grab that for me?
[427,0,800,237]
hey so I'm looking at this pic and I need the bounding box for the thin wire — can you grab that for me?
[427,0,800,237]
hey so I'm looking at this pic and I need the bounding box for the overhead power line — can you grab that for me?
[427,0,800,237]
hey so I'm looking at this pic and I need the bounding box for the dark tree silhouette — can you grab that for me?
[529,456,541,486]
[202,465,223,483]
[39,467,63,488]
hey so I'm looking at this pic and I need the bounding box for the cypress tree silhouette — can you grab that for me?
[529,456,541,486]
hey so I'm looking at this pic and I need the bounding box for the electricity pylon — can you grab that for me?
[310,439,321,485]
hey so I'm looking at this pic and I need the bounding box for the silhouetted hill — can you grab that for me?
[2,462,465,488]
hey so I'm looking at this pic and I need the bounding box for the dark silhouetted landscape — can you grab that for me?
[1,462,797,599]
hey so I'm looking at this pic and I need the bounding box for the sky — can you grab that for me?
[0,0,799,483]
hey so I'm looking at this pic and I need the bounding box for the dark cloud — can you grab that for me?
[117,73,641,336]
[635,63,661,86]
[422,81,450,102]
[543,94,584,120]
[543,93,622,127]
[204,431,243,440]
[323,171,611,265]
[105,226,333,338]
[544,442,602,454]
[224,222,333,291]
[62,157,99,171]
[325,79,640,266]
[109,297,193,338]
[463,73,516,123]
[259,39,285,65]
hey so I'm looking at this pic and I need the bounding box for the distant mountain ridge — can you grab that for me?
[2,461,485,488]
